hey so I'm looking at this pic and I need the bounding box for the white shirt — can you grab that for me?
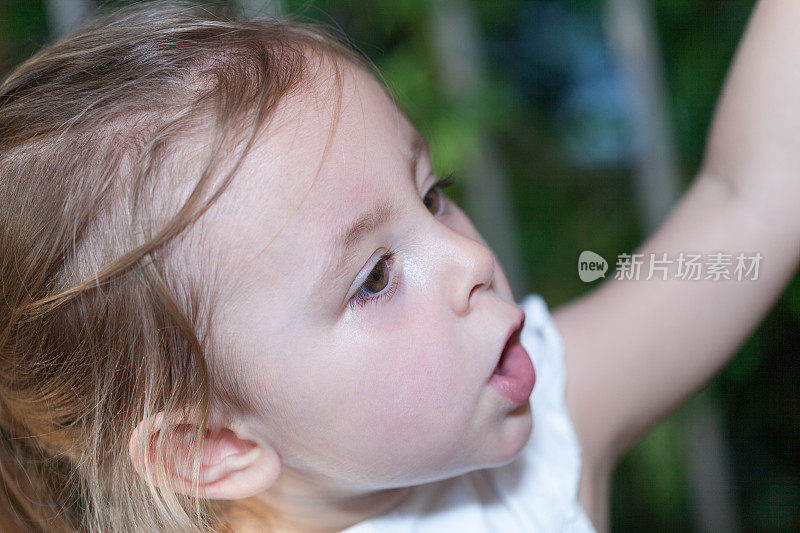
[341,293,596,532]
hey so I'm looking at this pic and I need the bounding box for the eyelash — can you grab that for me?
[348,173,456,310]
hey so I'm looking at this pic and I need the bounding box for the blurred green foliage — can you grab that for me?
[2,0,798,531]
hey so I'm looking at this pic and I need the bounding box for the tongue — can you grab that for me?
[489,336,536,405]
[495,341,520,376]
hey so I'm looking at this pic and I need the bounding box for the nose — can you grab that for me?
[443,227,496,315]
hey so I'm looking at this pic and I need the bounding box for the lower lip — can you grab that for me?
[489,338,536,405]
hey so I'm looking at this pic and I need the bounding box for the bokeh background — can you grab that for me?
[2,0,798,530]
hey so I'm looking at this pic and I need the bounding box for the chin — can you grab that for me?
[490,402,533,467]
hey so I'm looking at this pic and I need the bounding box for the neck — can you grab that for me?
[227,468,414,533]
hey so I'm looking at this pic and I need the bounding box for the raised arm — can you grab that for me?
[553,0,800,473]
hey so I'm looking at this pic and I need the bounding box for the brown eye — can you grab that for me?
[422,175,455,216]
[349,251,398,309]
[363,259,390,293]
[423,187,441,215]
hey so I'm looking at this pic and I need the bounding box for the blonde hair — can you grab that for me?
[0,1,367,530]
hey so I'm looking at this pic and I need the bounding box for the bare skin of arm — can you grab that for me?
[550,1,800,529]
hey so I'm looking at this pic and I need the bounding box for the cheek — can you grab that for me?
[255,320,478,485]
[330,302,482,472]
[373,332,468,411]
[336,358,473,481]
[344,282,473,415]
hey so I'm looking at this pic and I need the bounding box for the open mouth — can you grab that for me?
[493,328,521,376]
[489,318,536,405]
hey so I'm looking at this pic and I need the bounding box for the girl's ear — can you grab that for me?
[128,413,280,500]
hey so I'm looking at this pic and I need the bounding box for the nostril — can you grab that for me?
[468,256,495,303]
[469,280,489,301]
[469,285,480,301]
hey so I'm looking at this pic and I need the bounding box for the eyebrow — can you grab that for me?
[324,134,429,292]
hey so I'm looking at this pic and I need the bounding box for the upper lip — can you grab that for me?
[491,309,526,373]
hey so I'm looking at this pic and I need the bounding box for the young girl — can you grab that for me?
[1,0,797,531]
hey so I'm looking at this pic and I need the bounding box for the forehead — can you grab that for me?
[201,58,422,306]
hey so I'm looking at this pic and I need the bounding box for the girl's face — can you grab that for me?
[204,59,533,492]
